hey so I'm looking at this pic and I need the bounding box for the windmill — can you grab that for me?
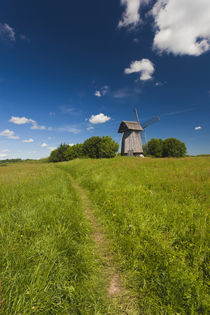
[118,108,160,156]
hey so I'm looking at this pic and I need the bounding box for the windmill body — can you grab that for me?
[118,121,143,156]
[118,109,160,156]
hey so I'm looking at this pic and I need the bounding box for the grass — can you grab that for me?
[59,156,210,314]
[0,163,109,314]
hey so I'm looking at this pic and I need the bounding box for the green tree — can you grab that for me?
[83,136,119,158]
[65,144,84,161]
[163,138,186,157]
[147,138,163,157]
[48,144,69,162]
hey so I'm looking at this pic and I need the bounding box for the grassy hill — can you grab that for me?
[0,157,209,314]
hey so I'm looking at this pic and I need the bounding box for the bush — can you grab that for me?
[163,138,186,157]
[48,144,69,162]
[147,138,163,157]
[83,136,119,159]
[65,144,84,161]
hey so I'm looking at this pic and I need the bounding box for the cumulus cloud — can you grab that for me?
[118,0,151,28]
[151,0,210,56]
[41,143,48,147]
[0,129,19,140]
[125,58,155,80]
[89,113,111,124]
[0,23,15,41]
[94,90,101,97]
[22,138,34,143]
[9,116,46,130]
[194,126,202,130]
[119,0,140,28]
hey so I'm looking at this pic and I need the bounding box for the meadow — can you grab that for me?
[60,157,210,314]
[0,157,209,314]
[0,164,109,314]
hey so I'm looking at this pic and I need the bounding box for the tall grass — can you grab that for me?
[60,157,210,314]
[0,164,109,314]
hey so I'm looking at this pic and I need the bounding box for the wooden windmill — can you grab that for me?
[118,109,160,156]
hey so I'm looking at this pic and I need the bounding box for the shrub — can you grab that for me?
[163,138,187,157]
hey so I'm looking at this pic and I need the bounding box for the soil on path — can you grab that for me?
[69,174,139,314]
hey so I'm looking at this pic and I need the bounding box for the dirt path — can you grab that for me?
[68,174,138,314]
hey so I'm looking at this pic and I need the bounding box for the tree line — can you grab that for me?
[48,136,187,162]
[48,136,119,162]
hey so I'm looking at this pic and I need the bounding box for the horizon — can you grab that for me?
[0,0,210,159]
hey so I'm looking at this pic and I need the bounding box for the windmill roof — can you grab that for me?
[118,121,143,133]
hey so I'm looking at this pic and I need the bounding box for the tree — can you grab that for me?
[48,144,69,162]
[83,136,119,158]
[163,138,186,157]
[65,144,84,161]
[147,138,163,157]
[99,136,119,158]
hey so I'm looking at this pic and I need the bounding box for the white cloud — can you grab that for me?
[9,116,46,130]
[89,113,111,124]
[94,90,102,97]
[155,81,166,87]
[94,86,109,97]
[59,126,81,134]
[22,138,34,143]
[41,143,48,147]
[0,129,19,139]
[86,126,94,131]
[0,153,7,158]
[112,86,141,98]
[151,0,210,56]
[69,143,74,146]
[118,0,151,28]
[48,146,56,152]
[125,58,155,80]
[194,126,202,130]
[0,23,15,41]
[118,0,140,28]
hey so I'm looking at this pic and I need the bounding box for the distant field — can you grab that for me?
[60,157,210,314]
[0,157,209,314]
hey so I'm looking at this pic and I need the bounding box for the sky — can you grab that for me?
[0,0,210,159]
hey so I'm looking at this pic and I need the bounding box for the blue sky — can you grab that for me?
[0,0,210,159]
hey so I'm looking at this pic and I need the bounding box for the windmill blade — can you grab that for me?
[141,116,160,129]
[134,108,140,123]
[140,129,147,147]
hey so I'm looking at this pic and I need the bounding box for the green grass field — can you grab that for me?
[0,157,209,314]
[0,164,109,314]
